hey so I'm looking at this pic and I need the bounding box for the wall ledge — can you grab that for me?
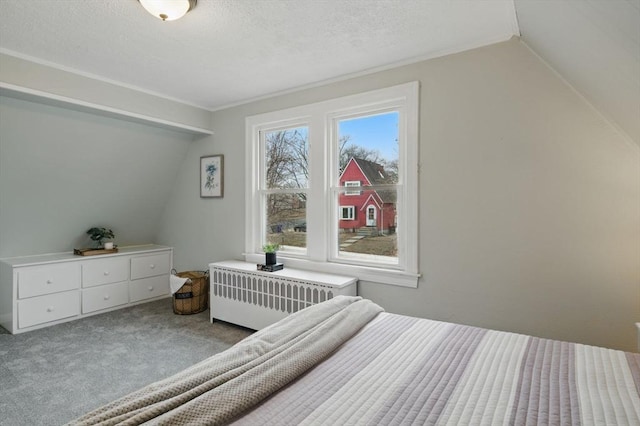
[0,82,214,136]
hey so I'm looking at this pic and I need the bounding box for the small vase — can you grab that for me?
[265,252,277,265]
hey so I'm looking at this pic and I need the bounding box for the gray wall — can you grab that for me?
[0,95,196,256]
[159,38,640,351]
[1,37,637,352]
[515,0,640,146]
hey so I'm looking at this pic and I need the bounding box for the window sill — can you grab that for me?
[244,253,419,288]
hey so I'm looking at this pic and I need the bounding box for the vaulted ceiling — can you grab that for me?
[0,0,638,145]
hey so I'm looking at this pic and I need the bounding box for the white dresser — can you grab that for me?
[210,260,357,330]
[0,245,172,334]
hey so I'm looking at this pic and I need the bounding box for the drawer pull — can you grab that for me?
[46,306,54,312]
[46,279,53,284]
[150,264,156,269]
[104,271,110,276]
[148,286,154,291]
[104,295,110,300]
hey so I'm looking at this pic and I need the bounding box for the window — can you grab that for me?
[344,181,361,195]
[340,206,355,220]
[246,82,419,287]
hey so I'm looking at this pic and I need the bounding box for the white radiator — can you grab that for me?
[209,260,357,330]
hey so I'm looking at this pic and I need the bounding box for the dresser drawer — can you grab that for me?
[82,257,129,288]
[82,281,129,314]
[18,290,80,329]
[129,275,169,303]
[17,263,80,299]
[130,252,171,280]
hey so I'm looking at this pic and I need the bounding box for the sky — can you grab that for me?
[338,111,399,162]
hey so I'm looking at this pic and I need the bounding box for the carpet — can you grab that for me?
[0,298,253,425]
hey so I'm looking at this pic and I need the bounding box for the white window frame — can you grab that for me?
[340,206,355,220]
[245,82,420,288]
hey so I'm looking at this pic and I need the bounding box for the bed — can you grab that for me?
[69,296,640,425]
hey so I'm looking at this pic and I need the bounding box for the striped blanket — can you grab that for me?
[72,296,640,425]
[232,312,640,425]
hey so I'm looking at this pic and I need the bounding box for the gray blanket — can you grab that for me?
[233,312,640,425]
[68,296,383,426]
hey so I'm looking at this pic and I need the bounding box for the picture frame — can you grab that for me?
[200,155,224,198]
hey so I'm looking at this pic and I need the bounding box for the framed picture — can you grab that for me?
[200,155,224,198]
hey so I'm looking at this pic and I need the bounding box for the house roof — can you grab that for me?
[349,158,397,204]
[351,158,393,185]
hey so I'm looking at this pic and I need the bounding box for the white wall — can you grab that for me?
[159,38,640,351]
[0,95,196,257]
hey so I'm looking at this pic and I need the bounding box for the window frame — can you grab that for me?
[245,82,420,288]
[344,181,361,195]
[340,205,356,220]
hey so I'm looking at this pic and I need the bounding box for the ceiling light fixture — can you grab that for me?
[138,0,197,21]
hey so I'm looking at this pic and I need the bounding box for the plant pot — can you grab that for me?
[265,252,277,265]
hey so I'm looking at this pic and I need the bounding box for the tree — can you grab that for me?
[265,129,307,190]
[265,129,309,218]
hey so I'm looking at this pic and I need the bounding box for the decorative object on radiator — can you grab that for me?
[262,243,280,266]
[257,263,284,272]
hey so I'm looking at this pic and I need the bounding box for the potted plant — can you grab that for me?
[262,243,280,265]
[87,227,115,248]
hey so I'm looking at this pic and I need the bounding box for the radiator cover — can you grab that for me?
[210,261,357,330]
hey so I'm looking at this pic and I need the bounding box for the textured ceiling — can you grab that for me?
[0,0,518,110]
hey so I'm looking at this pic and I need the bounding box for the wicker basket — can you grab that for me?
[172,270,209,315]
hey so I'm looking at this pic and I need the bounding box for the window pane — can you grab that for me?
[344,181,361,195]
[264,127,309,189]
[337,111,399,264]
[340,206,355,220]
[266,193,307,250]
[337,188,398,264]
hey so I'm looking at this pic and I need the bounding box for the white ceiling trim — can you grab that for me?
[210,32,518,113]
[0,47,211,111]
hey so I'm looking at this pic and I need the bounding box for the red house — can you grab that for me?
[338,157,396,234]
